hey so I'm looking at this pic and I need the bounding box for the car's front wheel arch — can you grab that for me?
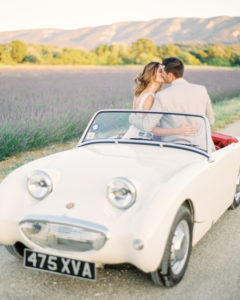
[150,205,193,287]
[182,199,195,222]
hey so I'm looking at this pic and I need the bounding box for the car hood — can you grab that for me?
[19,143,205,220]
[43,143,204,184]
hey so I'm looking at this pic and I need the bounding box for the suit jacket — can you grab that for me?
[129,78,215,150]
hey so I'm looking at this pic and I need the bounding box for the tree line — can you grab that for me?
[0,39,240,67]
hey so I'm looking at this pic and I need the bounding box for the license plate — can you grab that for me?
[24,249,96,281]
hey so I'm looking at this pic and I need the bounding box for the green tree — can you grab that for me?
[192,49,208,63]
[207,56,231,67]
[118,44,131,60]
[41,52,54,64]
[230,53,240,66]
[1,39,239,67]
[22,55,38,63]
[94,44,111,64]
[131,38,158,64]
[0,45,4,62]
[106,44,124,65]
[206,44,227,59]
[95,44,109,56]
[179,52,201,65]
[0,44,14,64]
[158,44,181,59]
[11,40,27,63]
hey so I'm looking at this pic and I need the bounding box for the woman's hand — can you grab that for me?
[176,123,197,136]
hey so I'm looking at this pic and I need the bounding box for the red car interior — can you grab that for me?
[212,132,239,150]
[119,131,238,150]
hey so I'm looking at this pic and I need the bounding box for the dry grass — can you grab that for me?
[212,97,240,130]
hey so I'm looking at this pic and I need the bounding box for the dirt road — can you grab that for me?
[220,119,240,136]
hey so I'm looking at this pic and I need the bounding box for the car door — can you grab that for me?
[207,143,240,222]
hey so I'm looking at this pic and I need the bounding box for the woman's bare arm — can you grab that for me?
[142,95,154,110]
[133,97,137,109]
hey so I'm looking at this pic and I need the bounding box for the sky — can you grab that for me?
[0,0,239,32]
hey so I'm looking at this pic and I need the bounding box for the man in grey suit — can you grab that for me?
[129,57,215,150]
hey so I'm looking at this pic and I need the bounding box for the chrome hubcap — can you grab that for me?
[234,172,240,205]
[170,220,190,275]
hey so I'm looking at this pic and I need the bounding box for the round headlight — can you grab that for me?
[27,170,52,200]
[107,177,136,209]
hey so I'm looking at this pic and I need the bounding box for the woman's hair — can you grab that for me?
[134,62,162,96]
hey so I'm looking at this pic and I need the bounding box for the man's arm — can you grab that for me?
[204,87,214,125]
[129,100,162,131]
[152,123,197,136]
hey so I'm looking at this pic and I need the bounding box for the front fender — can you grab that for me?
[125,160,209,272]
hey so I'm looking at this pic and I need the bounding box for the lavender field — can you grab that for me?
[0,66,240,160]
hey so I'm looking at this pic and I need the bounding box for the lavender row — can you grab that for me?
[0,67,240,160]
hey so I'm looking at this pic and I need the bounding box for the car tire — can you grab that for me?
[150,205,193,287]
[229,171,240,210]
[5,243,24,258]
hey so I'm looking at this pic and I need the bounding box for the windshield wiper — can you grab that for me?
[175,142,199,148]
[129,138,153,141]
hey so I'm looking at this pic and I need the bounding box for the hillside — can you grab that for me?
[0,16,239,49]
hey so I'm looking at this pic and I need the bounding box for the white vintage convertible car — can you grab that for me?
[0,110,239,287]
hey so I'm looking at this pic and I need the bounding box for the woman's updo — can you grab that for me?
[134,62,161,97]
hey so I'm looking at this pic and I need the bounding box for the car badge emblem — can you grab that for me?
[66,202,75,209]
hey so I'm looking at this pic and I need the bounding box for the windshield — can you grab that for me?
[80,110,212,154]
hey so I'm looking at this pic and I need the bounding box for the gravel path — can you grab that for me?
[220,119,240,136]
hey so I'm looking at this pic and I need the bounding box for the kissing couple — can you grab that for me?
[124,57,215,150]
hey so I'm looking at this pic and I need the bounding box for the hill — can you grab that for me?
[0,16,239,49]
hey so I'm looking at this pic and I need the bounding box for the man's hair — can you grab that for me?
[162,57,184,78]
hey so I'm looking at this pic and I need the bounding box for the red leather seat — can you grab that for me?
[211,132,238,149]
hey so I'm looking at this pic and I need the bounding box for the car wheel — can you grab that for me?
[5,242,25,258]
[150,206,193,287]
[230,170,240,209]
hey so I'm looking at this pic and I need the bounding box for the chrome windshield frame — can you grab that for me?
[78,109,213,161]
